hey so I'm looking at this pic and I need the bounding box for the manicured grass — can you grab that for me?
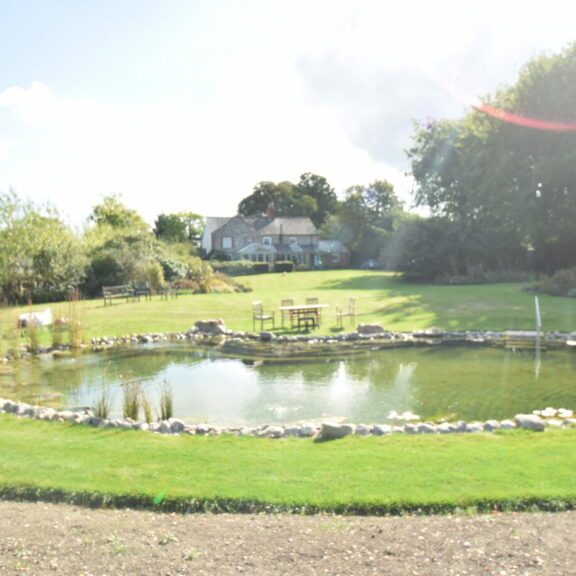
[2,271,575,343]
[1,416,575,513]
[1,271,574,514]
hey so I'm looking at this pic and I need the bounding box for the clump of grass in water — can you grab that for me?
[26,321,39,352]
[122,379,141,421]
[94,387,112,419]
[158,381,173,421]
[7,312,23,360]
[67,288,83,350]
[141,390,153,424]
[50,316,66,348]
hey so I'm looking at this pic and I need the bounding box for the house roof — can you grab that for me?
[257,217,317,236]
[205,216,318,236]
[238,242,277,254]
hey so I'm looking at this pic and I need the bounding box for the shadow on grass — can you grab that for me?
[319,273,405,292]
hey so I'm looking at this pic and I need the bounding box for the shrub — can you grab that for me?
[211,260,260,276]
[274,260,294,273]
[173,278,200,293]
[253,262,270,274]
[536,267,576,297]
[436,267,535,286]
[141,262,165,293]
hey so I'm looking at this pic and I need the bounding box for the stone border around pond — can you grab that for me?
[1,320,575,439]
[1,397,575,439]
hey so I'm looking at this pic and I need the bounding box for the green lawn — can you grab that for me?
[1,270,575,514]
[2,270,575,343]
[1,416,576,514]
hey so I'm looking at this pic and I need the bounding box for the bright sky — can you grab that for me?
[0,0,574,227]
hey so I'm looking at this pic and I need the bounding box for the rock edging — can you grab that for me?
[1,397,574,439]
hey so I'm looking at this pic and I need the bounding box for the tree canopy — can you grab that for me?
[238,173,337,227]
[405,42,576,278]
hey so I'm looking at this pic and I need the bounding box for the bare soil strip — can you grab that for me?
[1,501,575,575]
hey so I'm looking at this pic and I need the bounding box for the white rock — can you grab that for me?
[500,419,516,430]
[417,423,437,434]
[483,420,501,432]
[320,422,355,440]
[465,422,484,433]
[515,414,546,431]
[437,422,457,434]
[372,424,393,436]
[169,418,186,433]
[300,423,319,437]
[355,424,372,436]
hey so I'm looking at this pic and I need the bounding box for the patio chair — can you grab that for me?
[252,301,275,331]
[280,298,295,328]
[336,297,355,328]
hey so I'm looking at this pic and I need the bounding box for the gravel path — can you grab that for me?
[1,501,575,575]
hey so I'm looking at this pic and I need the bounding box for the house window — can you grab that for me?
[262,236,272,246]
[222,237,232,249]
[289,237,298,245]
[246,236,253,244]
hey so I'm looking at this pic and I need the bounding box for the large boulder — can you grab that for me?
[319,422,355,440]
[194,319,228,336]
[357,324,385,336]
[515,414,546,431]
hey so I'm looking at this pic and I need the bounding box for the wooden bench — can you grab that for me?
[132,281,152,301]
[102,284,134,306]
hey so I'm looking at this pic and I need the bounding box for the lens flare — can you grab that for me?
[475,102,576,132]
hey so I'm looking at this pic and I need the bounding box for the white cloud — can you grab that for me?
[0,81,62,129]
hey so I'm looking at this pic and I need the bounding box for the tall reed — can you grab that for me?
[68,288,83,350]
[94,387,112,419]
[158,380,174,421]
[122,379,141,421]
[141,390,153,424]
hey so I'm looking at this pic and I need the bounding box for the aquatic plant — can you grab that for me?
[158,380,173,421]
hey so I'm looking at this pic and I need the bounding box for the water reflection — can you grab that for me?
[0,343,574,425]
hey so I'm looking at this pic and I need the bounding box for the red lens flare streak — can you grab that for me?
[475,103,576,132]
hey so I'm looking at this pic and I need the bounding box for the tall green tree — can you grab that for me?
[295,172,338,227]
[322,180,404,266]
[237,173,338,225]
[238,180,316,218]
[0,190,85,302]
[407,42,576,276]
[154,212,204,245]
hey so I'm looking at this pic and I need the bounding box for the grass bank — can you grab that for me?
[2,271,575,344]
[1,416,576,514]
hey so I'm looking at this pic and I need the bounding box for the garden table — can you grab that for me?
[279,303,328,330]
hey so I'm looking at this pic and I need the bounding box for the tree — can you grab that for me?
[238,180,316,218]
[295,173,338,227]
[237,173,338,225]
[89,194,149,233]
[83,196,160,296]
[407,42,576,276]
[0,190,85,302]
[154,212,204,245]
[323,180,404,265]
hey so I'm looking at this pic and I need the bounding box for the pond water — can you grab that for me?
[1,343,575,425]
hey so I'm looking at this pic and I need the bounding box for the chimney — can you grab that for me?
[266,202,276,221]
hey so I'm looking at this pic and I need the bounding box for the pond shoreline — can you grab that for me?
[2,322,575,438]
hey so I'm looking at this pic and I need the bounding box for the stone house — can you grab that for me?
[201,215,349,268]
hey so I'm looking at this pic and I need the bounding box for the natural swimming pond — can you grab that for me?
[1,343,575,425]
